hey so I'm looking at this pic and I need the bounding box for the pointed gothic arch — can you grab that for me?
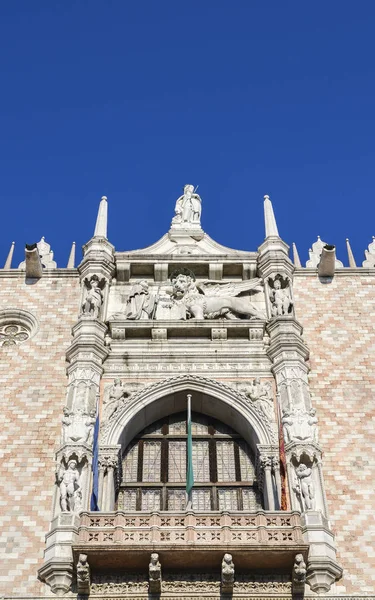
[103,374,277,452]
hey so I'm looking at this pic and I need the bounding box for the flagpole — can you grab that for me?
[186,393,194,510]
[90,394,100,511]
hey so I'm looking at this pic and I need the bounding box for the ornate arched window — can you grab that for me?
[118,412,262,512]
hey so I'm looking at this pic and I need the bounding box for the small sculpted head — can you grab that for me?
[90,275,99,289]
[114,378,121,386]
[223,553,233,564]
[297,463,307,474]
[184,184,194,195]
[79,553,88,565]
[274,279,281,289]
[68,460,77,470]
[172,274,191,296]
[150,553,159,565]
[295,553,304,564]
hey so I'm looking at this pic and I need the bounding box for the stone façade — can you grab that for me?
[0,188,374,598]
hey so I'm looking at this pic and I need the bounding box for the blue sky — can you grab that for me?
[1,1,375,268]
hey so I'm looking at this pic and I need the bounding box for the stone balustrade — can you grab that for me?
[77,510,303,547]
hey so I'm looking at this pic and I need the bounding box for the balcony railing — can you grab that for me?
[74,510,307,571]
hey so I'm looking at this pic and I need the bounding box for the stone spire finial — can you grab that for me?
[4,241,15,269]
[94,196,108,238]
[67,242,76,268]
[264,195,279,238]
[346,238,357,267]
[292,242,302,267]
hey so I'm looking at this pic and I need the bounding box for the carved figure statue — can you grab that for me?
[61,407,73,443]
[81,275,105,319]
[85,409,97,444]
[149,552,161,593]
[103,379,130,423]
[166,270,264,320]
[282,410,294,443]
[172,184,202,226]
[307,408,318,442]
[242,379,274,421]
[221,553,235,593]
[294,464,315,511]
[269,278,293,316]
[58,460,80,512]
[293,553,307,584]
[77,553,91,593]
[125,280,157,320]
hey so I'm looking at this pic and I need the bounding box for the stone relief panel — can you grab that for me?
[108,268,266,322]
[238,379,276,423]
[90,572,292,595]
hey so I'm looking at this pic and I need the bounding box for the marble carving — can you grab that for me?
[112,269,265,321]
[221,553,235,593]
[149,553,162,593]
[102,379,131,423]
[81,275,105,319]
[171,184,202,226]
[61,407,96,444]
[268,275,293,316]
[293,463,315,511]
[58,460,81,512]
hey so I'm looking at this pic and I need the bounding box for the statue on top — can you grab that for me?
[171,184,202,226]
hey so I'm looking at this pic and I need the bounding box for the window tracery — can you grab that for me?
[118,412,262,512]
[0,309,38,347]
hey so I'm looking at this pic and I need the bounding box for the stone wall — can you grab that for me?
[0,273,80,597]
[294,273,375,594]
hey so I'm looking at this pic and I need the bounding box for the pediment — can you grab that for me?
[117,231,257,259]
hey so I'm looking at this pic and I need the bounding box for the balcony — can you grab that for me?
[74,510,307,571]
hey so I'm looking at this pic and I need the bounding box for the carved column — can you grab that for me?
[266,316,342,593]
[258,232,342,594]
[256,445,280,511]
[98,446,121,511]
[38,231,115,596]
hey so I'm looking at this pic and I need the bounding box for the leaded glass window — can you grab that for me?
[118,411,261,512]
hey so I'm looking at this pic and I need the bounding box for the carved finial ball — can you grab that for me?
[317,235,321,240]
[264,194,270,200]
[101,196,108,201]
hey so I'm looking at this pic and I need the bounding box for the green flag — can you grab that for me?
[186,394,194,497]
